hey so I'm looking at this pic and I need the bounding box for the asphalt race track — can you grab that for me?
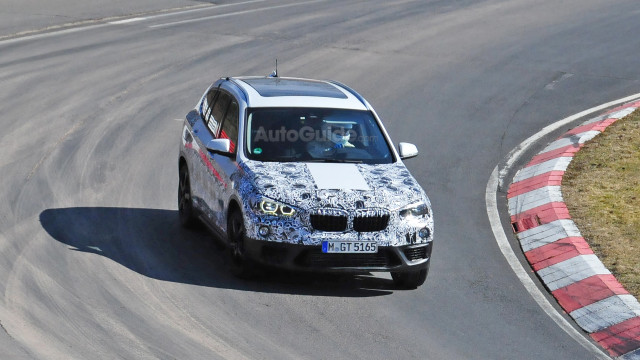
[1,1,639,359]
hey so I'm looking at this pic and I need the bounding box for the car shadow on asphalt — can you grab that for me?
[39,207,395,297]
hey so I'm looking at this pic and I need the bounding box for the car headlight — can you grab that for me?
[255,197,296,217]
[399,202,430,219]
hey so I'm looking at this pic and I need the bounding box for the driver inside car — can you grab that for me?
[306,118,356,158]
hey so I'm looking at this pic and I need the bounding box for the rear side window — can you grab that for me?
[219,100,239,153]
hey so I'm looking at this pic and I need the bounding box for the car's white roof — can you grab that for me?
[232,77,369,110]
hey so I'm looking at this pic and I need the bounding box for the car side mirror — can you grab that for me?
[398,142,419,160]
[186,109,199,123]
[206,138,232,156]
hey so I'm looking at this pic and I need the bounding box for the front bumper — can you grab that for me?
[243,237,432,273]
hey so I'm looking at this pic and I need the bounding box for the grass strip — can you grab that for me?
[563,108,640,300]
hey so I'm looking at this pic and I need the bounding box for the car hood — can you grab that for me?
[240,161,427,211]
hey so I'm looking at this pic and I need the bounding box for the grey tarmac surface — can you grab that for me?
[1,0,639,359]
[0,0,217,37]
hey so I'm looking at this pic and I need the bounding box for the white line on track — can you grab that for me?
[149,0,326,29]
[108,17,147,25]
[144,0,266,20]
[0,24,111,45]
[0,0,265,45]
[486,92,640,359]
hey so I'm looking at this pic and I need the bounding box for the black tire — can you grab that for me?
[227,210,255,279]
[178,165,197,228]
[391,268,428,289]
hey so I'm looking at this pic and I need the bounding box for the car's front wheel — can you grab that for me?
[178,165,197,228]
[227,210,255,279]
[391,268,428,289]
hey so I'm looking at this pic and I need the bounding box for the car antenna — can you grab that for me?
[269,59,278,78]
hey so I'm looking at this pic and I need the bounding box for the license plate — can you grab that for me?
[321,241,378,253]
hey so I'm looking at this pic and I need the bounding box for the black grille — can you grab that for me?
[353,214,390,232]
[403,246,428,261]
[310,214,348,232]
[297,248,401,268]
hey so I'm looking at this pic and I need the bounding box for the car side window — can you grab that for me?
[208,91,231,136]
[218,99,239,153]
[203,88,219,125]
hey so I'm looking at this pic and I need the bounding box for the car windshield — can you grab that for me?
[245,108,395,164]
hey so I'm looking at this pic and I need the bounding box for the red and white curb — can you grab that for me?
[508,100,640,359]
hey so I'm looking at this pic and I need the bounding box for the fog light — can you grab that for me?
[418,227,430,239]
[258,226,270,237]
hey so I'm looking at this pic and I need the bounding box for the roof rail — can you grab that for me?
[328,80,368,108]
[225,77,248,102]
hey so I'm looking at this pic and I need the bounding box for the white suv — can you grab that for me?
[178,76,433,288]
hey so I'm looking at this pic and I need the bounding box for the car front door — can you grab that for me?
[208,94,240,232]
[189,86,226,230]
[193,87,240,232]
